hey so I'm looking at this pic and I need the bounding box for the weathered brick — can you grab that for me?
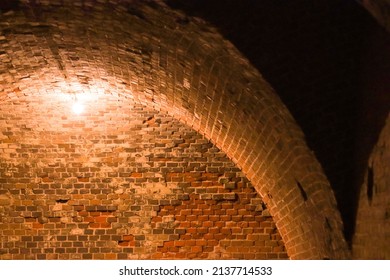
[3,0,346,261]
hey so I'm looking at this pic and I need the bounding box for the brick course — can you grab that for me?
[0,95,287,260]
[0,0,350,259]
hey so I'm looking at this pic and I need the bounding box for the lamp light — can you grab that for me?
[72,101,84,115]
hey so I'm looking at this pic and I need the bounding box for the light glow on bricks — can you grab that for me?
[72,101,84,115]
[0,0,388,261]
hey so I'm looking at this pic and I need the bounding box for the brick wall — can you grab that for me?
[0,0,350,259]
[167,0,390,248]
[0,92,287,260]
[353,113,390,259]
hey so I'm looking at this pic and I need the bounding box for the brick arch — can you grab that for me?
[0,0,349,259]
[358,0,390,32]
[353,113,390,259]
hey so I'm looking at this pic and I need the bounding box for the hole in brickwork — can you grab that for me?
[325,217,332,231]
[55,199,69,204]
[127,6,148,21]
[367,167,374,204]
[296,181,308,202]
[385,207,390,220]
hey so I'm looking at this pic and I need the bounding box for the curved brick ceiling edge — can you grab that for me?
[0,0,350,259]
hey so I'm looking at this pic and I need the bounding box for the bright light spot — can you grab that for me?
[72,102,84,115]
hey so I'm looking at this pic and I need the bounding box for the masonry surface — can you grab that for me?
[0,0,389,260]
[0,94,286,259]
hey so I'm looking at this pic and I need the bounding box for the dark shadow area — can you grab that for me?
[0,0,20,13]
[167,0,390,246]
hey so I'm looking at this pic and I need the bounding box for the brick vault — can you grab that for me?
[0,0,388,260]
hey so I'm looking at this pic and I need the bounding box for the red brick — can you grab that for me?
[0,5,296,259]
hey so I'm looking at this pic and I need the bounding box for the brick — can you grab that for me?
[0,1,296,261]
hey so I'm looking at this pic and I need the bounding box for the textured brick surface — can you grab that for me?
[0,0,350,259]
[168,0,390,246]
[353,114,390,259]
[0,96,287,260]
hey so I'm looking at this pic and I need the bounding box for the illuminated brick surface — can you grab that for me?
[0,95,287,259]
[5,0,390,259]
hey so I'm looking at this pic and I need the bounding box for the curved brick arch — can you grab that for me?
[359,0,390,32]
[0,1,349,259]
[353,113,390,259]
